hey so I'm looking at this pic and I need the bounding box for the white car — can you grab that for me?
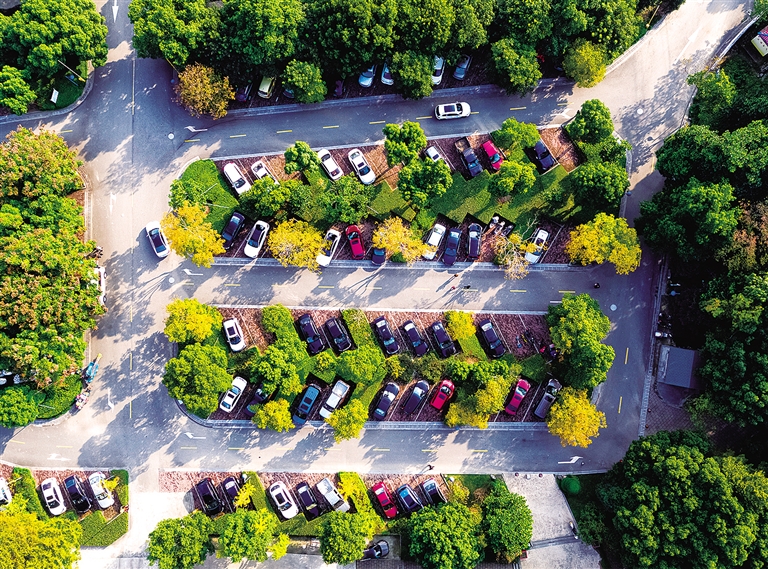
[423,223,446,260]
[319,380,350,419]
[220,376,248,413]
[145,221,170,258]
[41,478,66,516]
[317,149,343,181]
[425,146,444,163]
[347,149,376,185]
[316,477,350,512]
[435,102,471,120]
[88,472,114,509]
[524,229,550,263]
[244,220,270,258]
[250,160,277,185]
[317,229,341,267]
[358,65,376,88]
[381,63,394,86]
[223,162,251,196]
[0,477,12,506]
[431,56,445,85]
[268,481,299,519]
[93,266,106,307]
[223,318,246,352]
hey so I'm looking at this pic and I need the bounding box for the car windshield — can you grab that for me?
[362,69,374,78]
[322,236,336,255]
[444,105,457,114]
[248,229,264,247]
[348,231,360,241]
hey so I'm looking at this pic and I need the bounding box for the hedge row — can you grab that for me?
[80,511,129,546]
[112,469,129,506]
[12,467,47,520]
[338,472,385,532]
[341,309,376,347]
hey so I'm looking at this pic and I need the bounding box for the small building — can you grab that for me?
[751,24,768,57]
[659,346,702,393]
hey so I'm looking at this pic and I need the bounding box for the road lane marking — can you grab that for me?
[558,290,576,294]
[277,447,295,451]
[181,281,194,286]
[323,125,339,129]
[57,445,73,448]
[422,449,438,452]
[557,102,568,106]
[470,111,479,114]
[276,129,292,133]
[509,289,527,293]
[369,120,385,124]
[317,285,335,289]
[130,304,133,322]
[414,287,430,291]
[9,440,24,445]
[228,447,244,450]
[180,446,197,450]
[60,129,73,133]
[184,139,200,143]
[129,352,133,370]
[624,347,629,364]
[463,288,478,292]
[415,116,432,120]
[229,134,246,138]
[509,107,526,111]
[618,396,623,414]
[224,283,241,287]
[471,449,488,453]
[549,300,562,304]
[373,448,390,451]
[324,447,341,451]
[369,286,382,290]
[129,400,132,419]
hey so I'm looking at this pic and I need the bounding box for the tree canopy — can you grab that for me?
[147,512,214,569]
[482,481,534,563]
[162,344,232,417]
[164,298,222,344]
[408,502,484,569]
[547,387,607,447]
[563,39,606,88]
[268,219,324,271]
[319,175,374,224]
[218,508,282,562]
[175,63,234,119]
[396,158,452,207]
[372,217,431,263]
[161,203,225,268]
[319,511,374,564]
[566,99,614,144]
[383,122,427,166]
[493,117,540,151]
[566,213,641,274]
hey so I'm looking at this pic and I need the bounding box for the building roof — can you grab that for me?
[660,346,701,390]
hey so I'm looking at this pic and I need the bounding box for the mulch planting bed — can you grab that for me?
[27,468,126,520]
[540,127,581,173]
[159,470,242,511]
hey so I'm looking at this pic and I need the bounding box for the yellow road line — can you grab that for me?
[618,396,623,414]
[180,446,197,450]
[184,139,200,143]
[509,289,527,293]
[322,125,339,129]
[276,129,292,134]
[228,447,244,450]
[557,102,568,106]
[9,440,24,445]
[415,115,432,120]
[57,445,73,448]
[229,134,246,138]
[509,107,526,111]
[130,304,133,322]
[471,449,488,453]
[317,285,335,289]
[470,111,480,114]
[129,400,132,419]
[224,283,241,287]
[373,448,390,451]
[129,352,133,371]
[369,286,382,290]
[369,120,385,125]
[324,447,341,451]
[60,129,73,133]
[422,449,438,452]
[463,288,478,292]
[549,300,562,304]
[558,290,576,294]
[414,287,430,291]
[624,347,629,364]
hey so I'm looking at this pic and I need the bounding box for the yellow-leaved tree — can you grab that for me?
[175,63,234,119]
[161,203,224,268]
[371,217,431,263]
[566,213,641,274]
[164,298,222,344]
[268,219,324,271]
[547,387,607,447]
[493,233,537,280]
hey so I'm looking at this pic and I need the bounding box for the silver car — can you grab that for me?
[423,223,446,260]
[243,220,269,259]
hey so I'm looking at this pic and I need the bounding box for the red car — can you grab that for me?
[430,379,455,410]
[505,379,530,415]
[482,140,504,171]
[371,482,398,519]
[345,225,365,260]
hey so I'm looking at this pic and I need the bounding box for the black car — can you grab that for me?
[443,229,461,266]
[64,475,92,514]
[371,247,386,266]
[402,380,429,414]
[467,223,481,261]
[403,320,429,356]
[373,316,400,355]
[251,384,274,404]
[395,484,423,513]
[430,322,457,358]
[221,476,240,512]
[292,385,321,425]
[221,212,245,250]
[325,317,352,352]
[532,139,556,172]
[298,314,326,355]
[195,478,222,516]
[296,481,322,520]
[373,382,400,420]
[478,318,506,358]
[420,478,447,505]
[363,540,390,559]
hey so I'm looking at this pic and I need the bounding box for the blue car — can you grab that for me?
[292,385,321,425]
[443,229,461,266]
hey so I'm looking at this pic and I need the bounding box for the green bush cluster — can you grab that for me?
[37,374,82,419]
[12,467,48,520]
[341,309,377,347]
[112,469,129,506]
[80,511,129,546]
[337,473,385,530]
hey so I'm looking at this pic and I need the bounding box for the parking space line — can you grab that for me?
[369,120,385,125]
[323,125,339,129]
[618,396,623,414]
[509,107,526,111]
[415,115,432,120]
[276,129,292,133]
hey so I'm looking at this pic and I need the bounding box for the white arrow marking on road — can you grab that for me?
[185,126,209,133]
[558,456,583,464]
[47,454,71,461]
[183,269,204,276]
[185,432,206,440]
[112,0,118,22]
[673,26,701,64]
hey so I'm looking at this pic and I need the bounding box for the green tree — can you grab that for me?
[493,117,540,151]
[482,481,534,563]
[569,161,629,211]
[168,178,207,210]
[0,386,40,428]
[253,399,294,432]
[383,121,428,166]
[239,178,291,219]
[3,0,108,80]
[175,63,234,119]
[283,60,327,104]
[390,51,434,100]
[547,387,607,447]
[446,375,514,428]
[396,0,454,55]
[319,175,374,224]
[488,160,537,197]
[218,508,280,562]
[566,213,641,274]
[397,159,452,208]
[319,511,374,564]
[563,39,606,88]
[253,341,303,396]
[161,203,225,268]
[566,99,614,143]
[655,124,726,184]
[495,0,552,47]
[688,69,736,129]
[338,344,386,385]
[268,219,324,271]
[284,141,320,174]
[445,311,475,341]
[0,66,35,115]
[163,298,222,344]
[491,38,542,96]
[326,399,368,442]
[162,344,232,417]
[372,217,431,263]
[722,119,768,190]
[445,0,494,55]
[147,512,214,569]
[716,200,768,274]
[408,502,484,569]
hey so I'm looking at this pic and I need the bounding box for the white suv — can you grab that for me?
[316,477,350,512]
[423,223,446,260]
[319,380,350,419]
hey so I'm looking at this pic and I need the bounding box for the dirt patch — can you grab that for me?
[540,128,581,173]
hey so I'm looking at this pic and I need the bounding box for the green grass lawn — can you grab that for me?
[519,354,547,383]
[180,159,239,232]
[458,336,488,361]
[79,511,129,546]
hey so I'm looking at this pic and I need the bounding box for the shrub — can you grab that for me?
[112,469,129,506]
[12,467,47,520]
[261,305,297,337]
[37,373,82,419]
[414,353,445,383]
[341,309,376,347]
[337,472,385,532]
[243,472,268,511]
[445,311,476,341]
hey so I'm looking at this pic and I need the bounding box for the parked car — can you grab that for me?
[298,313,326,355]
[453,54,472,80]
[373,316,400,355]
[534,379,562,419]
[325,317,352,352]
[220,212,245,250]
[482,140,504,171]
[41,478,66,516]
[223,318,246,352]
[430,379,454,410]
[371,247,386,266]
[235,83,252,102]
[395,484,423,513]
[373,382,399,420]
[348,148,376,185]
[93,266,106,307]
[434,102,470,120]
[371,482,398,519]
[145,221,169,258]
[430,322,456,357]
[257,76,276,98]
[423,223,446,260]
[532,139,556,172]
[403,380,429,414]
[296,481,321,519]
[334,79,344,97]
[431,56,445,85]
[524,229,549,263]
[196,478,222,516]
[317,229,342,267]
[244,220,270,258]
[0,477,12,506]
[505,379,531,416]
[223,163,251,196]
[316,477,350,512]
[220,376,248,413]
[363,540,390,559]
[358,65,376,88]
[317,149,343,181]
[319,380,351,419]
[88,472,114,509]
[268,481,299,519]
[250,160,277,184]
[421,478,446,505]
[467,223,481,261]
[221,476,240,511]
[443,229,461,266]
[345,224,366,259]
[292,385,321,425]
[403,320,429,356]
[250,383,275,405]
[425,145,445,164]
[380,63,394,85]
[64,475,91,514]
[478,318,506,358]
